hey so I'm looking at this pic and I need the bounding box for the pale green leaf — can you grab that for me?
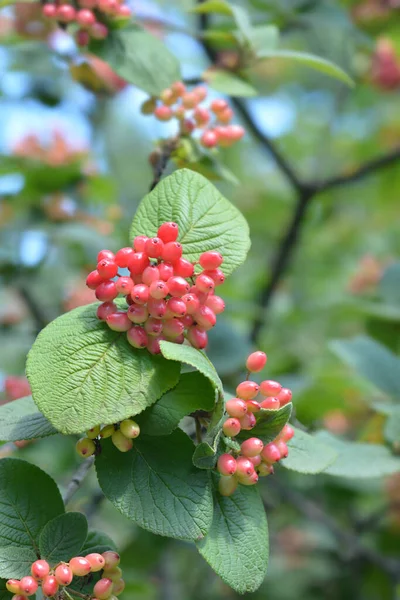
[385,407,400,444]
[282,427,338,474]
[250,25,279,56]
[204,69,258,97]
[0,396,58,442]
[160,341,223,393]
[39,513,88,565]
[197,484,268,594]
[190,0,232,15]
[238,403,292,444]
[129,169,251,277]
[231,4,253,44]
[26,303,180,434]
[0,547,38,579]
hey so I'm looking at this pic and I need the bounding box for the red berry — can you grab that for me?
[96,281,118,302]
[149,280,169,299]
[236,380,259,400]
[228,124,245,141]
[115,276,133,295]
[239,412,256,430]
[118,4,131,16]
[200,130,218,148]
[87,270,105,290]
[115,247,134,267]
[171,81,186,96]
[76,8,95,26]
[193,305,216,330]
[90,22,108,39]
[249,454,262,467]
[158,262,174,281]
[260,380,282,396]
[199,251,223,270]
[217,107,234,124]
[75,29,90,46]
[163,318,184,339]
[225,398,247,418]
[246,351,267,373]
[158,221,179,243]
[181,314,194,328]
[57,4,76,21]
[211,99,228,113]
[6,580,21,594]
[131,284,149,304]
[203,268,225,286]
[97,259,118,279]
[106,312,131,332]
[261,443,281,463]
[144,317,163,336]
[276,440,289,458]
[55,565,73,586]
[98,249,115,262]
[42,4,57,17]
[154,106,173,121]
[127,326,148,348]
[173,258,194,278]
[235,457,255,482]
[31,561,50,581]
[218,475,238,497]
[19,576,38,596]
[277,388,292,406]
[128,252,150,275]
[145,237,164,259]
[120,419,140,439]
[280,424,294,442]
[195,274,215,293]
[86,553,106,572]
[246,400,261,413]
[127,304,148,324]
[42,576,59,597]
[187,325,208,349]
[69,557,91,577]
[205,294,225,314]
[133,235,148,251]
[147,335,164,354]
[164,298,185,318]
[194,106,210,126]
[147,298,167,319]
[162,242,183,263]
[167,276,190,297]
[260,397,280,410]
[142,265,160,285]
[240,437,263,457]
[222,417,241,437]
[182,92,199,109]
[181,293,200,314]
[217,453,237,476]
[93,578,114,599]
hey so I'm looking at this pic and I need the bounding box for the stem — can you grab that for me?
[149,137,179,191]
[65,588,89,599]
[62,456,95,505]
[195,417,202,443]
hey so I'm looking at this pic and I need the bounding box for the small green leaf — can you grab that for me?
[91,25,181,96]
[190,0,232,15]
[81,531,117,556]
[0,547,38,579]
[0,459,64,553]
[197,484,268,594]
[96,430,213,541]
[0,396,58,442]
[257,50,354,87]
[129,169,250,277]
[138,372,216,436]
[282,427,338,474]
[238,403,292,444]
[27,303,180,434]
[330,335,400,399]
[160,341,223,393]
[204,69,258,97]
[316,432,400,478]
[379,262,400,305]
[39,513,88,565]
[385,407,400,444]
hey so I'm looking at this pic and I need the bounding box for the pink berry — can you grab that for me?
[239,412,256,430]
[57,4,76,21]
[246,351,267,373]
[86,553,106,572]
[240,437,264,458]
[142,265,160,285]
[260,397,280,410]
[240,471,259,486]
[76,8,95,26]
[144,317,163,336]
[93,578,114,600]
[280,424,294,442]
[261,443,281,463]
[205,294,225,314]
[6,581,21,594]
[127,304,148,324]
[194,106,210,126]
[181,293,200,314]
[200,130,218,148]
[120,419,140,439]
[249,454,262,467]
[98,249,115,262]
[277,388,292,406]
[222,417,241,437]
[181,118,196,135]
[217,107,234,124]
[144,237,164,259]
[117,4,131,16]
[95,300,116,319]
[193,85,207,101]
[115,247,134,268]
[235,457,255,482]
[218,475,238,497]
[70,557,91,577]
[133,235,148,251]
[163,318,184,339]
[106,312,131,332]
[154,106,173,121]
[42,4,57,18]
[171,81,186,96]
[149,280,169,299]
[75,29,90,46]
[199,251,223,270]
[127,326,148,348]
[55,565,73,586]
[102,552,121,569]
[246,400,261,413]
[211,99,228,113]
[225,398,247,418]
[19,576,38,596]
[131,284,149,304]
[195,274,215,293]
[115,276,133,295]
[128,252,150,275]
[173,258,194,278]
[260,380,282,396]
[182,92,199,109]
[203,268,225,286]
[162,242,183,264]
[147,298,167,319]
[96,281,118,302]
[167,276,190,297]
[193,305,216,330]
[187,325,208,349]
[79,0,97,7]
[42,576,59,597]
[276,440,289,458]
[158,262,174,281]
[31,561,50,581]
[236,380,259,400]
[97,259,118,279]
[90,22,108,39]
[158,222,179,243]
[217,453,237,476]
[97,0,118,12]
[229,124,245,141]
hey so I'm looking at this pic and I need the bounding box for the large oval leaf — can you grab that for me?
[129,169,251,276]
[39,513,88,565]
[0,396,58,442]
[26,303,180,434]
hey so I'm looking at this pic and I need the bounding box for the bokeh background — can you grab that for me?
[1,0,400,598]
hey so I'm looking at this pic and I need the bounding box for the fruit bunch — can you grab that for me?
[41,0,131,47]
[76,418,140,458]
[141,82,245,149]
[86,221,226,354]
[217,351,294,496]
[6,551,124,599]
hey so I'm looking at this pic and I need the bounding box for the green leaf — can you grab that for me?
[26,303,180,434]
[379,262,400,305]
[0,578,12,600]
[160,341,223,393]
[138,372,216,436]
[203,69,258,97]
[257,50,354,87]
[282,427,338,474]
[330,335,400,399]
[96,429,213,541]
[316,432,400,478]
[91,25,181,96]
[385,407,400,444]
[39,513,88,565]
[0,396,58,442]
[197,484,268,594]
[0,547,38,579]
[192,392,225,469]
[231,4,253,45]
[249,25,279,56]
[190,0,232,15]
[81,530,117,556]
[238,403,292,444]
[129,169,250,277]
[0,459,64,554]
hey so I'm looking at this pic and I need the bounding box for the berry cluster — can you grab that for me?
[141,82,245,149]
[6,551,124,599]
[217,351,294,496]
[76,418,140,458]
[86,221,226,353]
[41,0,131,46]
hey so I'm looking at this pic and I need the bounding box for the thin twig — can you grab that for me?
[149,137,179,191]
[62,457,95,505]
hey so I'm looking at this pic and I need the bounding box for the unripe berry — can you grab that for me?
[225,398,247,418]
[211,99,228,113]
[57,4,76,21]
[154,106,173,121]
[187,325,208,349]
[120,419,140,439]
[96,281,118,302]
[97,301,117,321]
[181,294,200,314]
[222,417,241,437]
[258,462,274,476]
[86,553,106,572]
[76,8,96,26]
[239,412,256,430]
[260,380,282,396]
[218,475,238,496]
[102,551,121,569]
[147,298,167,319]
[86,269,105,289]
[127,326,148,348]
[167,276,190,297]
[217,453,237,475]
[173,258,194,278]
[240,437,263,457]
[42,576,59,597]
[133,235,149,251]
[100,424,115,439]
[76,437,96,458]
[163,318,184,338]
[260,397,280,410]
[158,262,174,281]
[205,294,225,314]
[193,305,216,330]
[103,566,122,582]
[162,242,183,264]
[113,578,125,595]
[106,312,132,332]
[277,388,292,406]
[200,130,218,148]
[127,304,148,324]
[142,265,160,285]
[128,252,150,275]
[195,274,215,293]
[149,280,169,299]
[6,580,21,594]
[235,457,255,482]
[194,106,210,126]
[144,317,163,336]
[246,400,261,413]
[236,381,259,400]
[147,336,163,354]
[171,81,186,96]
[276,440,289,458]
[280,424,294,442]
[193,85,207,101]
[131,284,149,304]
[70,556,91,577]
[261,443,281,463]
[115,247,134,268]
[42,4,57,18]
[86,425,101,439]
[93,578,114,599]
[181,118,196,135]
[98,249,115,262]
[115,276,133,295]
[157,221,179,243]
[246,351,267,373]
[19,576,38,596]
[240,471,259,486]
[31,560,50,580]
[55,565,73,586]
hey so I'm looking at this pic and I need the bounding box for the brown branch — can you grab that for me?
[62,457,95,505]
[149,137,179,191]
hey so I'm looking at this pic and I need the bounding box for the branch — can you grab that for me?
[62,457,95,505]
[148,137,179,191]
